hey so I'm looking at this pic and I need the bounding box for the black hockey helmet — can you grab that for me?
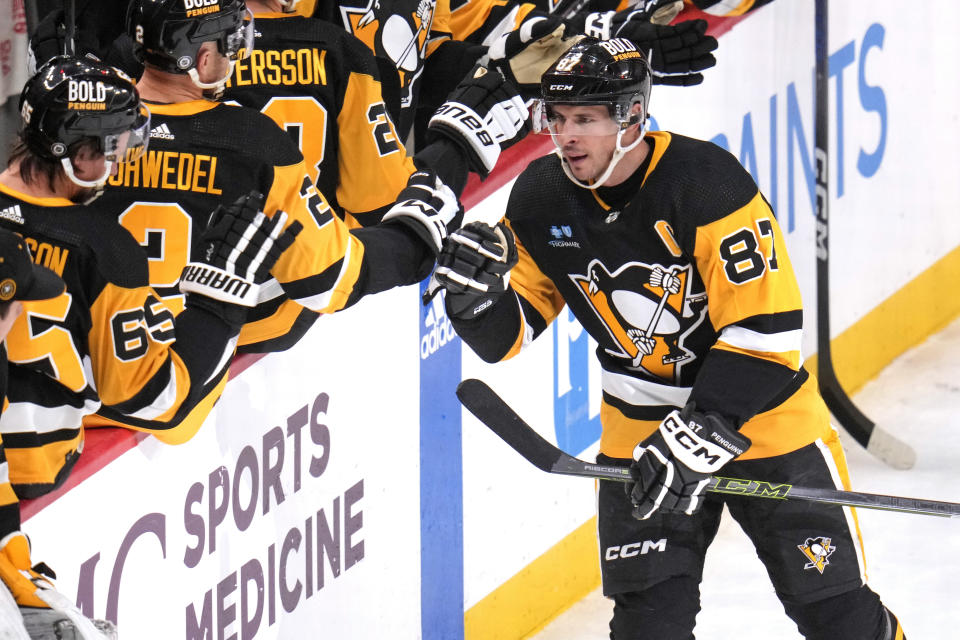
[18,55,150,166]
[538,37,652,127]
[127,0,254,75]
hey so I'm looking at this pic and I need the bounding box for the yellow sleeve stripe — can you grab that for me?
[5,432,82,487]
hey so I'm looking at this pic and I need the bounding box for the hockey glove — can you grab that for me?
[572,10,718,86]
[626,403,750,520]
[382,170,463,255]
[431,221,518,320]
[0,532,116,640]
[27,9,102,75]
[426,65,530,178]
[483,15,584,99]
[180,191,303,326]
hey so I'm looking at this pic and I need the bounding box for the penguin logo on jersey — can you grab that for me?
[798,536,836,574]
[340,0,434,104]
[570,259,707,382]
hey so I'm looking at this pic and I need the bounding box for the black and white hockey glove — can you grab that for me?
[0,531,116,639]
[382,170,463,255]
[430,221,518,320]
[427,65,530,178]
[483,15,584,99]
[626,403,750,520]
[572,10,718,86]
[180,191,302,326]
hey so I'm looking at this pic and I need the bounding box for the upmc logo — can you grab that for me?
[553,308,601,456]
[420,290,457,360]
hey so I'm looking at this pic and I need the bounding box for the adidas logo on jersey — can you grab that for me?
[421,291,457,359]
[149,123,175,140]
[0,205,24,224]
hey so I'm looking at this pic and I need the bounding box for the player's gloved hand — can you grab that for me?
[426,64,530,178]
[483,15,584,99]
[572,9,717,86]
[27,9,102,75]
[0,532,116,639]
[626,403,750,520]
[180,191,303,326]
[430,221,518,320]
[382,170,463,255]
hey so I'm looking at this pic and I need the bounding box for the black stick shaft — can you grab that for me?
[457,379,957,518]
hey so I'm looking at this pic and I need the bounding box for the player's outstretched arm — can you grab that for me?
[424,64,531,180]
[424,221,535,363]
[94,192,302,431]
[432,221,519,320]
[180,191,302,327]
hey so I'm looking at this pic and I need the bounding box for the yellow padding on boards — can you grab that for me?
[465,517,600,640]
[464,243,960,639]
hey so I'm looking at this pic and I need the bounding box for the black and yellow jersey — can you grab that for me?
[452,131,832,460]
[99,98,433,354]
[0,183,238,497]
[308,0,455,136]
[222,12,418,229]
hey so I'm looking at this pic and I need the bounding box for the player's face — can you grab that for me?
[549,105,620,183]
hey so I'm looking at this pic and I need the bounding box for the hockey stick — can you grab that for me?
[456,378,960,518]
[813,0,915,470]
[63,0,77,56]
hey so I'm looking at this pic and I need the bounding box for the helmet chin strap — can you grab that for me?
[557,120,649,190]
[187,59,236,96]
[60,157,111,204]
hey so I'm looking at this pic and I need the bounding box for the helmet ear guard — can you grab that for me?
[536,37,652,188]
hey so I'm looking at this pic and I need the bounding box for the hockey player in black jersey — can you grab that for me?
[95,0,528,359]
[223,0,527,232]
[430,38,906,639]
[0,55,301,640]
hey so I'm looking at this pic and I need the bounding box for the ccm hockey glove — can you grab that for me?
[382,170,463,255]
[180,191,302,327]
[483,15,584,99]
[626,403,750,520]
[426,65,530,178]
[433,221,518,320]
[0,532,116,639]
